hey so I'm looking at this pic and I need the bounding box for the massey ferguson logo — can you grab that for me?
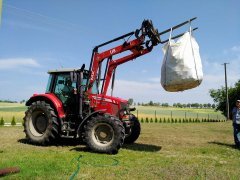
[110,48,116,55]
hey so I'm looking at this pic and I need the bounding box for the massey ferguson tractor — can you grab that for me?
[24,18,197,154]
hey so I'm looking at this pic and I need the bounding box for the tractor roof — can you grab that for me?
[48,68,81,74]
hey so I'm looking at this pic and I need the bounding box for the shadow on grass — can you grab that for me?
[17,138,84,147]
[69,146,90,152]
[208,141,239,150]
[123,143,162,152]
[18,139,161,153]
[70,143,161,154]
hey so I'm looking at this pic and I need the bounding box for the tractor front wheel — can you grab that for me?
[23,101,59,145]
[83,115,125,154]
[124,115,141,144]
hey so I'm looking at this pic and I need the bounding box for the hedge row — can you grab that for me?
[0,116,17,126]
[0,116,226,127]
[139,117,226,123]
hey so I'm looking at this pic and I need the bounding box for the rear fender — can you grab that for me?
[26,93,65,119]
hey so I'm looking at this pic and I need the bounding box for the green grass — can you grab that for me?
[0,122,240,179]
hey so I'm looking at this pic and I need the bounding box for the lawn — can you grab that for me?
[0,122,239,179]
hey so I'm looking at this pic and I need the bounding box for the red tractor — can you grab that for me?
[24,18,197,154]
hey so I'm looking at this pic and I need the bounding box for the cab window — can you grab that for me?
[54,73,76,104]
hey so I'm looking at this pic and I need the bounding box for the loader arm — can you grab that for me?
[86,18,198,96]
[86,19,160,95]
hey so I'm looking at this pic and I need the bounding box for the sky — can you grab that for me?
[0,0,240,104]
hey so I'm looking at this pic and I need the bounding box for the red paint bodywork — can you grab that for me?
[28,93,127,119]
[27,93,65,119]
[89,94,128,117]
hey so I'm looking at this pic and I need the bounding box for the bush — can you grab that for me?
[0,117,4,126]
[155,118,158,123]
[141,117,144,123]
[150,118,153,123]
[11,116,16,126]
[179,118,182,123]
[146,117,149,123]
[175,118,178,123]
[163,117,166,123]
[167,118,170,123]
[159,118,162,123]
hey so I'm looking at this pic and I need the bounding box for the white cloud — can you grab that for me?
[149,77,160,83]
[231,46,240,52]
[0,58,41,69]
[223,45,240,56]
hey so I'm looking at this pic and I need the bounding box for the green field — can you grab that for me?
[0,122,239,179]
[0,103,26,123]
[0,103,225,123]
[133,106,225,120]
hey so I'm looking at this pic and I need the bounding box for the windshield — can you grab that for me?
[83,79,98,94]
[46,74,53,93]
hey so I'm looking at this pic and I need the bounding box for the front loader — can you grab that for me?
[24,18,197,154]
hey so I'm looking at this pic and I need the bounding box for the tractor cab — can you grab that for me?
[47,69,97,99]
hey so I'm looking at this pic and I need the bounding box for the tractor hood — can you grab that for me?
[90,94,128,105]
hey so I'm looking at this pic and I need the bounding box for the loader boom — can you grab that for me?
[86,20,160,95]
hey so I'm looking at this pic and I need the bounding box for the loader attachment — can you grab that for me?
[158,17,198,43]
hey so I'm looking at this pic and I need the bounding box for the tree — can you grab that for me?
[162,103,169,107]
[149,100,154,106]
[0,117,4,126]
[11,116,16,126]
[209,80,240,119]
[128,98,134,106]
[207,103,212,108]
[20,99,25,104]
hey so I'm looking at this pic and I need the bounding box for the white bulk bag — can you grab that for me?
[161,31,203,92]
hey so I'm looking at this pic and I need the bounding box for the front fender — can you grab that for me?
[26,93,65,119]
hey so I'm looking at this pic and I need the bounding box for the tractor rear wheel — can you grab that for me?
[23,101,59,145]
[83,115,125,154]
[124,115,141,144]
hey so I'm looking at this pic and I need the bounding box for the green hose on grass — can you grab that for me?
[69,155,119,180]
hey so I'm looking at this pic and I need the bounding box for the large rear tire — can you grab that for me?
[23,101,59,145]
[83,115,125,154]
[124,115,141,144]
